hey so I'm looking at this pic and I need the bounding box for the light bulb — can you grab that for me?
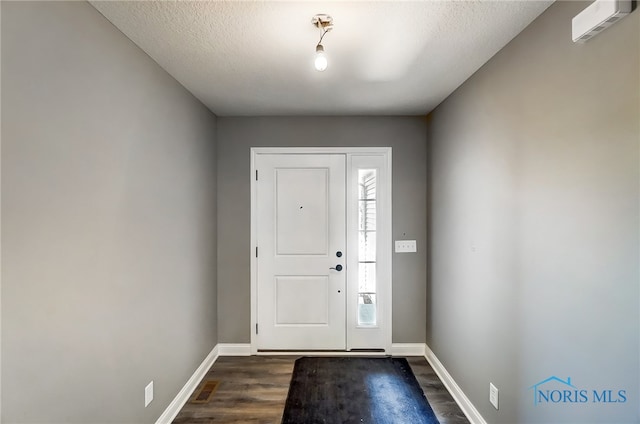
[314,44,328,71]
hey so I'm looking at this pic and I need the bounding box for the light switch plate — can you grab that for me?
[489,382,499,410]
[395,240,417,253]
[145,381,154,407]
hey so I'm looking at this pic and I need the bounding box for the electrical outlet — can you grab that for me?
[395,240,417,253]
[145,381,154,407]
[489,382,499,410]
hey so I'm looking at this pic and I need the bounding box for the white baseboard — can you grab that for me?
[218,343,252,356]
[155,344,219,424]
[424,344,487,424]
[391,343,426,356]
[248,343,423,356]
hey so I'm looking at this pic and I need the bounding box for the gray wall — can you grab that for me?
[217,117,427,343]
[427,2,639,423]
[1,2,218,423]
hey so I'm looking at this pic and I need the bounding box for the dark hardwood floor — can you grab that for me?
[173,355,469,424]
[406,357,470,424]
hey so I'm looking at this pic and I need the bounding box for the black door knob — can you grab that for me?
[330,264,343,271]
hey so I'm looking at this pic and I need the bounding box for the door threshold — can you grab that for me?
[256,349,388,356]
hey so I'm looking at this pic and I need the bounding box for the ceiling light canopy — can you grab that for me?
[311,14,333,72]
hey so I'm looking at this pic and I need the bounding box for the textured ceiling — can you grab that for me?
[90,1,554,116]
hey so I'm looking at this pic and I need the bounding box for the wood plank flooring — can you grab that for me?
[173,356,469,424]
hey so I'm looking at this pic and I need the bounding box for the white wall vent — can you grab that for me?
[572,0,632,43]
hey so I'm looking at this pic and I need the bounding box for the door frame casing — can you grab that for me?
[250,147,392,355]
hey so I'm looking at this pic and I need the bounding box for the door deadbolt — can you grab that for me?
[336,251,343,257]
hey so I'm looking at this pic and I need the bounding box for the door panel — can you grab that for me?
[275,168,328,255]
[275,276,328,324]
[256,154,345,350]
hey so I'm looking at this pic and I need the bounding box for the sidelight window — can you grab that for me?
[357,169,377,326]
[346,150,391,349]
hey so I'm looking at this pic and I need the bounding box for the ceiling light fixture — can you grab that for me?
[311,14,333,72]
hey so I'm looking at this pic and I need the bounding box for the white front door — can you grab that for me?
[255,154,346,350]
